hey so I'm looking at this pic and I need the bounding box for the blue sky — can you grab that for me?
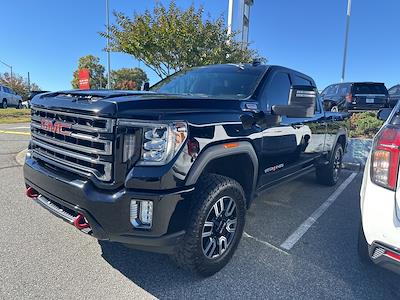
[1,0,399,91]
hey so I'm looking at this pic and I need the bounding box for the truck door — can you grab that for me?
[257,70,327,189]
[257,70,304,182]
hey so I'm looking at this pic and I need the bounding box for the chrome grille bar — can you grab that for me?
[31,107,114,182]
[31,131,112,155]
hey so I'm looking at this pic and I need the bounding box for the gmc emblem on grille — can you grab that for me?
[40,119,72,136]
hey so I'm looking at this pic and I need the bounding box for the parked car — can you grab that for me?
[24,64,348,276]
[358,106,400,275]
[321,82,389,112]
[23,91,50,109]
[0,84,23,109]
[388,84,400,108]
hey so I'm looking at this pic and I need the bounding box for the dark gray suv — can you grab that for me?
[321,82,389,112]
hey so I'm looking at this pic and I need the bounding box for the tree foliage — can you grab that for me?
[111,67,148,90]
[102,1,265,79]
[0,72,40,100]
[72,55,107,89]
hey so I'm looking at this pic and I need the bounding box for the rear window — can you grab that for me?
[353,84,388,95]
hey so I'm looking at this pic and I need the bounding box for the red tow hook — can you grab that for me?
[73,214,90,230]
[26,187,39,199]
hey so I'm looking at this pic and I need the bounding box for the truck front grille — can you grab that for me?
[30,107,115,181]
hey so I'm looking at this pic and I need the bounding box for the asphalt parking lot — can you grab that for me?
[0,123,399,299]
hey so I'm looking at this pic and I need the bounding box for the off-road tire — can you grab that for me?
[17,101,22,109]
[316,143,343,186]
[171,174,246,277]
[2,100,7,109]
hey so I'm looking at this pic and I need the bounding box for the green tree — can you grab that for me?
[72,55,106,89]
[102,1,264,79]
[0,72,41,100]
[111,67,148,90]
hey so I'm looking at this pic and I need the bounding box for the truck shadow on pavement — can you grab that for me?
[98,173,400,299]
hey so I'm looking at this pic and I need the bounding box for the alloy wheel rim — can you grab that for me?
[333,148,342,181]
[201,196,238,259]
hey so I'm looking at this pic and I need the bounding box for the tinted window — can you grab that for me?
[265,72,291,109]
[321,84,339,96]
[353,84,388,95]
[151,65,266,99]
[3,87,9,93]
[293,75,312,86]
[389,86,400,96]
[338,84,350,96]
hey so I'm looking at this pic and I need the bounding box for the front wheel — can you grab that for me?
[2,100,7,109]
[316,143,343,186]
[172,174,246,276]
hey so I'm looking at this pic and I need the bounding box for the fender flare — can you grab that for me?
[329,128,348,161]
[185,141,259,196]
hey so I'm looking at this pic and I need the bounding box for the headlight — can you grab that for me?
[140,122,187,165]
[118,120,188,166]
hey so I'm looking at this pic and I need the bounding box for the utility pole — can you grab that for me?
[341,0,352,82]
[27,72,31,91]
[106,0,111,89]
[0,59,13,80]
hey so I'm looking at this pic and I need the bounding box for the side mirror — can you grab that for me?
[143,82,150,91]
[240,112,281,130]
[272,85,317,118]
[377,108,392,121]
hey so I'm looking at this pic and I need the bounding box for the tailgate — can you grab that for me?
[354,94,387,105]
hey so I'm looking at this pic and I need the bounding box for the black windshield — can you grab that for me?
[151,65,266,99]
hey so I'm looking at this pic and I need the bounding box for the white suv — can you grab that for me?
[0,84,23,109]
[359,105,400,275]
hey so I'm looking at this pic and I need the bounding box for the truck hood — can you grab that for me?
[31,90,244,124]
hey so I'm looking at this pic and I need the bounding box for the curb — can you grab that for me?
[16,149,28,166]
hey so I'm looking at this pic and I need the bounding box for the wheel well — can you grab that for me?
[202,153,255,208]
[337,134,346,150]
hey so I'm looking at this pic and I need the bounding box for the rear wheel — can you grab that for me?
[171,174,246,276]
[316,143,343,186]
[17,101,22,109]
[2,100,7,109]
[330,105,339,112]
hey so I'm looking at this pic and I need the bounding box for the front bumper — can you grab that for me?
[24,156,190,254]
[369,242,400,275]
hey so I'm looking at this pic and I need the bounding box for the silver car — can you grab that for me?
[0,85,23,109]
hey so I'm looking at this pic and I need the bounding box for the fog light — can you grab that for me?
[130,200,153,229]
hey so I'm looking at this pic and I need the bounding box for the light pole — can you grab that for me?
[227,0,234,38]
[0,59,13,80]
[106,0,111,89]
[341,0,352,82]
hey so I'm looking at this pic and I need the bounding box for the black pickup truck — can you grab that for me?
[24,64,347,276]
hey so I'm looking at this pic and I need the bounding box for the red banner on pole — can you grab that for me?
[78,69,90,90]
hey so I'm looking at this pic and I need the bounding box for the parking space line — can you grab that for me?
[280,172,358,251]
[243,232,289,255]
[8,126,30,130]
[0,130,30,136]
